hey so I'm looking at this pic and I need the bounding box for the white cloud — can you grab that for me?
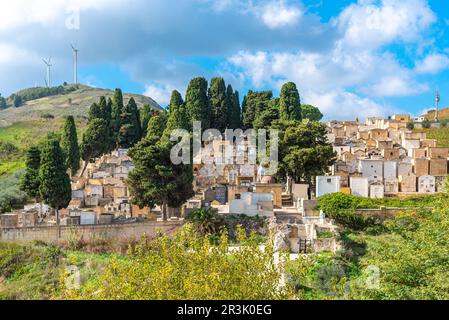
[0,0,123,31]
[365,76,429,97]
[335,0,436,49]
[415,53,449,74]
[143,84,175,107]
[259,1,302,29]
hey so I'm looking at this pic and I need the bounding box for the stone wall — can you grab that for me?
[0,221,183,243]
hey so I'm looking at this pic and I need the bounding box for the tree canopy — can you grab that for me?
[185,77,210,130]
[38,138,71,223]
[117,97,142,148]
[19,146,41,201]
[301,104,323,122]
[60,116,80,176]
[279,82,301,121]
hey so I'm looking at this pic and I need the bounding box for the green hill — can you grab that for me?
[0,84,162,127]
[0,85,162,212]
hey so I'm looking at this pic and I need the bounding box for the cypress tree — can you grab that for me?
[163,90,188,142]
[111,88,124,137]
[242,91,272,129]
[146,112,168,143]
[209,77,228,132]
[19,146,41,202]
[117,97,142,148]
[185,77,210,130]
[279,82,302,121]
[80,118,109,176]
[39,138,71,225]
[140,104,153,138]
[61,115,80,176]
[227,85,241,129]
[88,102,103,121]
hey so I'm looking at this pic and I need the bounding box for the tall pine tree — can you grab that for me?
[111,88,124,138]
[226,85,241,129]
[279,82,302,121]
[242,91,273,129]
[163,90,188,142]
[209,77,229,132]
[117,97,142,148]
[61,116,80,176]
[185,77,210,130]
[39,138,71,225]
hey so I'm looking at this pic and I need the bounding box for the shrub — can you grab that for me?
[406,122,414,130]
[422,119,431,129]
[41,113,55,120]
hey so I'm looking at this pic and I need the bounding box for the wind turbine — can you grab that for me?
[71,44,79,85]
[42,57,52,88]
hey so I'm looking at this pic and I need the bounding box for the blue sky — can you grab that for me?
[1,0,449,120]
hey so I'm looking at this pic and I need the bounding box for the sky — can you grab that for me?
[1,0,449,120]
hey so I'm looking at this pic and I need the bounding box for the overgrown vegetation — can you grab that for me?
[316,193,438,230]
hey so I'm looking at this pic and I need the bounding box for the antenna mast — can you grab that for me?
[435,89,440,122]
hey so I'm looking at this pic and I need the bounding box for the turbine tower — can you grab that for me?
[42,57,52,88]
[435,89,440,122]
[71,44,79,85]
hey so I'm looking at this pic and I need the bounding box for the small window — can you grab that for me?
[327,178,332,183]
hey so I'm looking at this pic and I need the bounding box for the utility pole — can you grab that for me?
[435,90,440,122]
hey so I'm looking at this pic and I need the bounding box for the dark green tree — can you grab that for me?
[111,88,124,137]
[163,90,188,141]
[242,91,273,129]
[275,120,336,184]
[79,118,109,176]
[39,138,71,225]
[253,98,280,130]
[301,104,323,122]
[227,85,241,129]
[0,94,7,109]
[209,77,229,132]
[88,102,103,121]
[185,77,210,130]
[19,146,41,202]
[13,94,23,107]
[279,82,301,121]
[117,97,142,148]
[128,138,194,221]
[140,104,153,137]
[61,116,80,176]
[146,111,168,143]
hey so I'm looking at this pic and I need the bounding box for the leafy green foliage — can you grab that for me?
[227,85,241,129]
[276,120,335,184]
[111,88,124,140]
[162,90,188,141]
[0,172,28,213]
[209,77,229,132]
[38,138,71,214]
[117,97,142,148]
[0,93,6,109]
[127,137,194,221]
[61,116,80,176]
[301,104,323,122]
[279,82,301,121]
[19,146,41,201]
[422,119,431,129]
[406,122,415,130]
[185,77,210,130]
[58,225,291,300]
[253,98,280,130]
[242,90,273,129]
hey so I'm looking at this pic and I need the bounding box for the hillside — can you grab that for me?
[0,85,162,127]
[422,107,449,120]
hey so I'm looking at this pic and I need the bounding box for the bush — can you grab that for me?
[422,119,431,129]
[0,172,28,213]
[0,142,19,160]
[406,122,414,130]
[41,113,55,120]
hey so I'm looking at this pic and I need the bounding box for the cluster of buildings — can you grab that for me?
[317,114,449,198]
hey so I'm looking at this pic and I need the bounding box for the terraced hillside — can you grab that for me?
[0,85,162,127]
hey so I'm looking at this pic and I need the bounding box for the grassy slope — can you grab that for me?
[0,118,88,176]
[0,85,161,128]
[414,127,449,147]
